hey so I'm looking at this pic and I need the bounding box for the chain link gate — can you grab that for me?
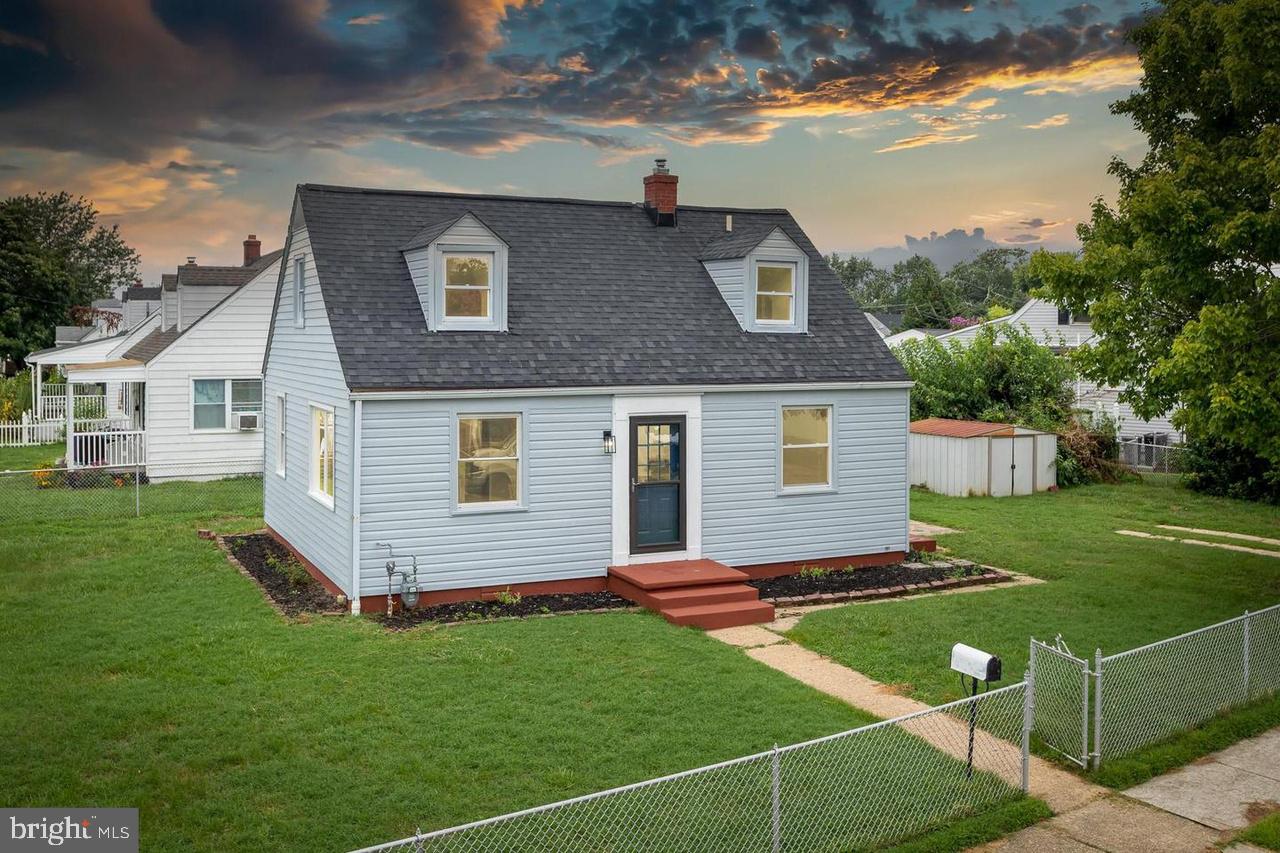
[1029,638,1090,767]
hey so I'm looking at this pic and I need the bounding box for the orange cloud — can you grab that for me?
[1023,113,1071,129]
[875,132,977,153]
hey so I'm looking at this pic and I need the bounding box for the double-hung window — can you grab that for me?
[192,378,263,431]
[780,406,832,490]
[443,252,493,320]
[756,262,796,324]
[310,405,335,507]
[456,414,520,508]
[275,395,287,477]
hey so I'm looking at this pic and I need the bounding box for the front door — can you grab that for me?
[630,416,685,554]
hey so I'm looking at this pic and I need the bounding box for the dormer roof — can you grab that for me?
[698,224,799,261]
[290,184,905,393]
[399,212,508,253]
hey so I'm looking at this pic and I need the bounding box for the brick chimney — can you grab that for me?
[243,234,261,266]
[643,158,678,226]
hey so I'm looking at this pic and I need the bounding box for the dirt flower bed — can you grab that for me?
[749,557,1008,605]
[222,533,346,617]
[374,591,633,630]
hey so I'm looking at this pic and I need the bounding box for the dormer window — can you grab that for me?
[444,252,493,320]
[402,212,508,333]
[756,262,796,324]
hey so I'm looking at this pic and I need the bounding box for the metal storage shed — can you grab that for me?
[909,418,1057,497]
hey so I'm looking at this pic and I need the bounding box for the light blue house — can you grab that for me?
[262,162,912,627]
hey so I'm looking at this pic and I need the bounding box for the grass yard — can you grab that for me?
[0,440,61,471]
[788,480,1280,707]
[1238,810,1280,851]
[2,478,1030,852]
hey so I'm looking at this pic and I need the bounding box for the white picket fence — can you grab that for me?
[69,430,146,468]
[0,412,61,448]
[38,388,108,422]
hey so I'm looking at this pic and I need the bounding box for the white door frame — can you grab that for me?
[611,394,702,565]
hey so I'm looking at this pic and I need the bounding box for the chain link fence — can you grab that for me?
[1029,604,1280,769]
[1118,437,1188,480]
[352,683,1032,853]
[1029,639,1090,767]
[0,460,264,538]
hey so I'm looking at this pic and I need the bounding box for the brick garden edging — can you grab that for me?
[762,561,1012,607]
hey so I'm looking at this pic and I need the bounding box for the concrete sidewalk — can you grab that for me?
[978,727,1280,852]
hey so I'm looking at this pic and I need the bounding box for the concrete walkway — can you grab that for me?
[708,620,1280,851]
[707,623,1103,814]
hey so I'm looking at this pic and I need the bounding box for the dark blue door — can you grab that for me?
[631,418,685,553]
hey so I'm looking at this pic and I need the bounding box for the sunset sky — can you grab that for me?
[0,0,1151,283]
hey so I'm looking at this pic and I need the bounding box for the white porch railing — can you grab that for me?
[69,430,146,468]
[41,393,109,423]
[0,412,61,448]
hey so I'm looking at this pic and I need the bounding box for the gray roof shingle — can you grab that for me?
[176,249,283,287]
[160,274,177,291]
[294,184,906,392]
[122,287,162,302]
[121,327,182,363]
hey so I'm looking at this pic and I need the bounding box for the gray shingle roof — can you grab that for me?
[55,325,95,343]
[294,184,907,392]
[122,287,162,302]
[121,327,182,363]
[176,249,283,287]
[697,224,789,261]
[160,274,177,291]
[90,298,122,310]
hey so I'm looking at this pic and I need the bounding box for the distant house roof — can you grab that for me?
[121,325,182,364]
[872,312,902,332]
[176,249,284,287]
[55,325,95,344]
[121,286,162,302]
[161,274,177,291]
[287,184,904,392]
[90,298,122,310]
[864,313,892,338]
[910,418,1016,438]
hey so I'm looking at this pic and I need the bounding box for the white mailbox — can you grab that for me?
[951,643,1002,683]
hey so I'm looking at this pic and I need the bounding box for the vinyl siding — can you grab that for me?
[701,388,909,565]
[357,395,613,595]
[178,285,237,330]
[144,261,280,479]
[262,226,354,596]
[703,258,746,327]
[161,289,177,330]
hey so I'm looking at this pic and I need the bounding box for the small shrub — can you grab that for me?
[266,552,315,589]
[493,587,522,606]
[797,565,830,579]
[1181,436,1279,504]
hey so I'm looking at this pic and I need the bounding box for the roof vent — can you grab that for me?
[185,256,196,265]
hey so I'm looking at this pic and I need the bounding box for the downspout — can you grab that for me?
[349,399,362,614]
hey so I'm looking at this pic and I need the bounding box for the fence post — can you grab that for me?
[1243,611,1252,703]
[1021,656,1035,793]
[134,464,141,518]
[771,743,781,853]
[1091,648,1103,771]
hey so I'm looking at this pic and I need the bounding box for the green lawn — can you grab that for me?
[788,481,1280,707]
[0,440,62,471]
[1238,810,1280,851]
[0,482,1027,852]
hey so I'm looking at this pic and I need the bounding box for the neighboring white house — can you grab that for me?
[57,237,282,479]
[884,297,1181,440]
[261,163,911,625]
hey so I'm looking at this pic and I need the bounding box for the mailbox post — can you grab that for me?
[951,643,1002,779]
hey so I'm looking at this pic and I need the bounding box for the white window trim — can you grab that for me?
[747,251,808,333]
[451,411,527,514]
[189,377,264,434]
[431,239,508,332]
[292,256,306,328]
[777,404,836,495]
[441,250,495,322]
[309,402,336,510]
[275,393,287,478]
[754,261,797,326]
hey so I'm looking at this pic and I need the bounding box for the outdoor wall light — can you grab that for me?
[602,429,616,455]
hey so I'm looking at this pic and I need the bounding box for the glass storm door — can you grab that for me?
[630,417,685,553]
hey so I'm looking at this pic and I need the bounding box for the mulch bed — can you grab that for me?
[373,591,633,630]
[749,558,1010,605]
[221,533,346,617]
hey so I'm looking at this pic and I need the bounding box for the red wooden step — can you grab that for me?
[646,583,760,609]
[910,536,938,553]
[661,600,776,630]
[608,559,748,590]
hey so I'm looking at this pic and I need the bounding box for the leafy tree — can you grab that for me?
[1029,0,1280,495]
[896,256,962,329]
[947,248,1032,314]
[0,192,139,362]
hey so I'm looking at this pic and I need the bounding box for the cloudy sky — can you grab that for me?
[0,0,1151,282]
